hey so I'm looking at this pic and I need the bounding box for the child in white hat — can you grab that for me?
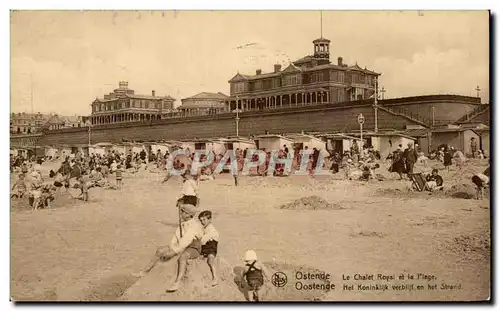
[240,250,270,302]
[472,167,489,200]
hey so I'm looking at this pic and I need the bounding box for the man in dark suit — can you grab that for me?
[404,143,419,175]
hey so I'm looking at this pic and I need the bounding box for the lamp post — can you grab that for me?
[233,96,242,137]
[85,119,92,152]
[358,113,365,151]
[373,77,379,133]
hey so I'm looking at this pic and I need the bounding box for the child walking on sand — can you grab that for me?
[11,173,27,199]
[240,250,270,302]
[116,164,123,189]
[472,169,489,200]
[198,210,219,287]
[77,175,90,202]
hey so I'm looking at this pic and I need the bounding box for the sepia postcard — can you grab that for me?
[9,10,490,302]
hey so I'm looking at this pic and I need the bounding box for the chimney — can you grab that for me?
[337,57,343,66]
[152,90,156,97]
[256,69,262,75]
[274,64,282,73]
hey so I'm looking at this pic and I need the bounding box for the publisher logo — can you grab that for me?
[272,272,288,287]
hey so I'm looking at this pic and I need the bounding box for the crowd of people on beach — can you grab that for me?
[10,148,157,210]
[386,139,489,197]
[10,136,490,300]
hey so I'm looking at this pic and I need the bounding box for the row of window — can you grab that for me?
[350,74,375,85]
[92,100,172,112]
[282,74,302,87]
[11,120,30,125]
[315,44,329,53]
[11,126,35,134]
[11,119,47,125]
[232,71,372,94]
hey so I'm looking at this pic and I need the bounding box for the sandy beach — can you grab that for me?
[10,159,490,301]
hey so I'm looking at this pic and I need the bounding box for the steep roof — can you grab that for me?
[348,63,364,72]
[230,56,381,83]
[228,72,251,83]
[44,115,64,125]
[347,63,381,75]
[282,63,302,74]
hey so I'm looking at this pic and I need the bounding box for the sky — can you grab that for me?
[10,10,489,116]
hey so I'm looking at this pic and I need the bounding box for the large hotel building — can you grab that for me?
[89,81,176,125]
[225,37,380,111]
[88,36,380,125]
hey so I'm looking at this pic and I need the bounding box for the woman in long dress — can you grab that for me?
[390,148,406,179]
[443,147,453,172]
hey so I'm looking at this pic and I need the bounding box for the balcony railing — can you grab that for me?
[42,94,481,133]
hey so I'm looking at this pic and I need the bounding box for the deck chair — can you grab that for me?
[408,173,429,192]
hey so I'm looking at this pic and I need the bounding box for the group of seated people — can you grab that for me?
[11,170,57,210]
[416,166,489,200]
[424,169,444,191]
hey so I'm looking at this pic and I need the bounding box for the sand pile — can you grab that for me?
[119,257,331,301]
[445,183,480,199]
[120,257,242,301]
[374,180,484,200]
[279,196,345,210]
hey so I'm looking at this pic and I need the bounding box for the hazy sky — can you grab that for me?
[11,10,489,115]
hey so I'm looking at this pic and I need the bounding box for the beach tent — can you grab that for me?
[315,133,359,155]
[216,137,256,152]
[193,140,227,155]
[430,128,481,157]
[345,131,416,158]
[151,143,171,155]
[111,143,127,154]
[131,144,146,154]
[93,142,114,154]
[43,145,58,158]
[286,133,326,152]
[58,145,73,158]
[254,134,294,153]
[89,144,106,156]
